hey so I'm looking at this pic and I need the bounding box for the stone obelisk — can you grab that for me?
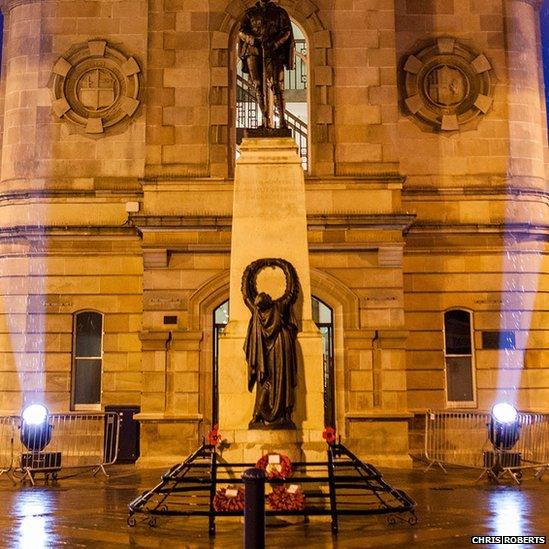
[217,136,324,461]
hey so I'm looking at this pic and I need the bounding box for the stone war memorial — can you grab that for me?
[0,0,547,540]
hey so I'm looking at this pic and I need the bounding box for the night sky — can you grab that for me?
[542,2,549,115]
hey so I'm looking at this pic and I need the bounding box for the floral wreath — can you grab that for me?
[255,452,293,480]
[322,426,337,445]
[213,486,244,512]
[267,485,305,511]
[207,424,221,446]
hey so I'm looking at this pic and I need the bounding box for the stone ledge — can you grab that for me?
[136,455,192,469]
[357,454,413,469]
[134,413,203,422]
[346,412,414,420]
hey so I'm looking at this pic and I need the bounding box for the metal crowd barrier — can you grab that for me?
[424,410,549,483]
[0,412,120,485]
[0,416,19,480]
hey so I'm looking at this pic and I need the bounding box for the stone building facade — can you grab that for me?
[0,0,546,465]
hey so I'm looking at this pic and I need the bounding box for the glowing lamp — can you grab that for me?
[492,403,518,424]
[489,403,520,451]
[20,404,52,452]
[22,404,48,425]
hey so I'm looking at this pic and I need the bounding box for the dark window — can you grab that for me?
[212,300,229,424]
[443,309,475,404]
[482,331,516,350]
[72,311,103,407]
[444,309,472,355]
[311,297,335,427]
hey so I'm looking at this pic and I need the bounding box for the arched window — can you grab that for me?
[443,309,476,407]
[71,311,103,409]
[212,300,229,424]
[312,296,335,427]
[212,296,334,424]
[235,21,309,170]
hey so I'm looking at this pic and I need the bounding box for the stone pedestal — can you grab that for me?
[218,137,324,461]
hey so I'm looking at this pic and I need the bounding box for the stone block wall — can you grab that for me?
[397,0,549,413]
[0,234,142,413]
[145,0,210,178]
[1,0,147,186]
[0,0,546,464]
[329,0,400,175]
[404,236,549,411]
[395,0,513,180]
[0,0,146,414]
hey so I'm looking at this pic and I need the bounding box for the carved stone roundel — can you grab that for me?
[51,40,141,135]
[403,38,495,132]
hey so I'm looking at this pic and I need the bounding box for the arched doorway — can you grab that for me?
[212,296,334,426]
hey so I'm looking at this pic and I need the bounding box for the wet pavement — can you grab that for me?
[0,463,547,548]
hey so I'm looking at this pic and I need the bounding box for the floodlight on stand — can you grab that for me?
[20,404,52,452]
[489,402,520,451]
[482,402,522,480]
[19,404,61,484]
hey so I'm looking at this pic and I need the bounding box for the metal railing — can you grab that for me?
[424,410,549,483]
[0,416,18,479]
[128,442,417,533]
[285,38,307,93]
[236,74,308,171]
[0,412,120,484]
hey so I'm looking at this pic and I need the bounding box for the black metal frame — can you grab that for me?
[127,443,417,534]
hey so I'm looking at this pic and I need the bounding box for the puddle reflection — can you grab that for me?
[14,491,57,549]
[488,489,530,547]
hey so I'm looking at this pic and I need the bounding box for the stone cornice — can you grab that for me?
[0,190,143,204]
[406,222,548,236]
[131,214,416,232]
[402,185,548,199]
[0,225,140,242]
[133,413,203,422]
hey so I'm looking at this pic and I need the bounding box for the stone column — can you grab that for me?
[0,0,146,415]
[345,329,412,468]
[504,0,546,187]
[0,0,42,183]
[218,137,324,461]
[136,329,204,466]
[501,0,546,409]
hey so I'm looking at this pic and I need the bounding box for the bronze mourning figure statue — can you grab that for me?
[238,0,295,129]
[242,258,299,429]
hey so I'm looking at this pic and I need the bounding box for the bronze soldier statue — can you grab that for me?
[242,259,299,429]
[238,0,295,129]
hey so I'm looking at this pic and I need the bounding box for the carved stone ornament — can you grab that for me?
[50,40,141,135]
[402,37,495,133]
